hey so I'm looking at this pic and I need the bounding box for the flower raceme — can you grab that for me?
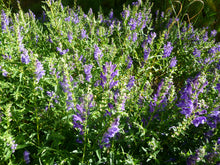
[170,57,177,68]
[96,61,119,90]
[163,42,173,58]
[84,64,93,82]
[100,117,120,148]
[35,60,45,83]
[94,44,103,66]
[1,10,9,32]
[23,150,30,164]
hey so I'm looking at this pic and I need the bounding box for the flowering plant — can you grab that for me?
[0,0,219,164]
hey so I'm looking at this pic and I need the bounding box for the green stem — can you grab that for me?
[35,107,40,146]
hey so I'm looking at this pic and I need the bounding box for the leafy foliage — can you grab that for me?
[0,0,219,164]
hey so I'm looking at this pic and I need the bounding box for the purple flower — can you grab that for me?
[81,28,88,39]
[170,56,177,68]
[128,18,137,30]
[121,10,130,19]
[100,71,107,83]
[56,47,69,55]
[203,32,208,42]
[113,89,119,103]
[68,31,73,43]
[35,60,45,83]
[94,44,103,64]
[126,56,133,69]
[155,79,164,100]
[110,70,118,80]
[35,35,39,43]
[109,80,119,89]
[72,12,79,24]
[100,117,120,148]
[2,70,8,77]
[109,10,113,19]
[136,12,143,26]
[98,62,119,90]
[127,76,135,91]
[35,87,43,91]
[208,47,217,55]
[132,32,138,42]
[21,49,30,64]
[187,155,197,165]
[195,109,207,116]
[65,16,71,22]
[144,48,151,61]
[10,141,17,153]
[73,112,84,133]
[48,36,53,43]
[94,80,101,87]
[215,84,220,93]
[192,116,207,127]
[147,32,156,44]
[84,64,93,82]
[161,11,164,18]
[121,96,127,111]
[193,48,201,57]
[46,91,55,97]
[211,30,217,37]
[24,150,30,164]
[1,10,9,32]
[2,54,11,60]
[108,103,114,110]
[132,0,141,6]
[163,42,173,58]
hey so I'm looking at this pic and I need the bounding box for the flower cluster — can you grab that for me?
[35,60,45,83]
[95,61,119,90]
[163,42,173,58]
[100,117,120,148]
[23,151,30,164]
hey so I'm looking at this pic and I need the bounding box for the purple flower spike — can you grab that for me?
[193,48,201,57]
[121,10,130,19]
[147,32,156,44]
[109,10,114,19]
[126,56,133,69]
[81,28,88,39]
[215,84,220,93]
[2,70,8,77]
[132,32,138,42]
[109,80,119,89]
[144,48,151,61]
[35,60,45,83]
[128,18,137,30]
[163,42,173,58]
[21,49,30,64]
[211,30,217,37]
[68,31,73,43]
[100,117,120,148]
[48,36,53,43]
[84,64,93,82]
[127,76,135,91]
[170,56,177,68]
[192,116,207,127]
[110,70,119,80]
[56,47,69,55]
[1,10,9,32]
[94,44,103,65]
[203,32,208,42]
[24,150,30,164]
